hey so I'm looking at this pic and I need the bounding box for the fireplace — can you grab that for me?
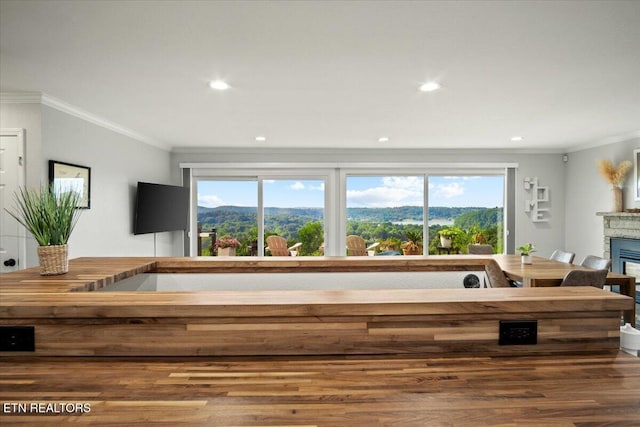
[610,239,640,328]
[611,238,640,276]
[599,212,640,328]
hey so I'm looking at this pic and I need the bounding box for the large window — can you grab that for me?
[428,175,504,254]
[346,176,424,255]
[187,164,512,257]
[193,172,329,256]
[264,179,325,256]
[196,180,258,256]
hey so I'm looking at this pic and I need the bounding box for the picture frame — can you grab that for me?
[635,149,640,201]
[48,160,91,209]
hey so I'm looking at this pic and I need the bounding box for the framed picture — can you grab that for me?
[48,160,91,208]
[635,149,640,201]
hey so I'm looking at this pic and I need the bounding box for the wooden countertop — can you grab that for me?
[0,256,633,320]
[0,256,498,293]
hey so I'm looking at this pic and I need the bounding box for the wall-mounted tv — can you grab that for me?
[134,182,189,235]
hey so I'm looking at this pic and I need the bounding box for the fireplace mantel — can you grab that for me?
[597,212,640,218]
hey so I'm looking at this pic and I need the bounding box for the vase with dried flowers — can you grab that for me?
[597,159,632,212]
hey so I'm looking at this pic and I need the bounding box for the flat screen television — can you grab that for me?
[134,182,189,235]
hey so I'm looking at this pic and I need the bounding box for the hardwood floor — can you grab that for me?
[2,352,639,426]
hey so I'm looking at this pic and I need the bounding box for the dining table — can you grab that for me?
[493,254,636,324]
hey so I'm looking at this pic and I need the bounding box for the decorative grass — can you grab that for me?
[5,186,82,246]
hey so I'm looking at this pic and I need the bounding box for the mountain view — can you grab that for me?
[197,205,503,256]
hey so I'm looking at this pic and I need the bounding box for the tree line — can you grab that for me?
[198,206,502,255]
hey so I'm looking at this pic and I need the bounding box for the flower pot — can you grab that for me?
[37,244,68,275]
[521,255,533,264]
[440,236,452,248]
[217,247,236,256]
[402,245,423,256]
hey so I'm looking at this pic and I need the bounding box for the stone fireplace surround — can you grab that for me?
[598,212,640,261]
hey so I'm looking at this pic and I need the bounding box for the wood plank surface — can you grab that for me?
[0,257,634,357]
[1,353,639,426]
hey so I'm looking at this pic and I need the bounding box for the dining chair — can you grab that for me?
[549,249,575,264]
[560,269,609,289]
[467,244,494,255]
[580,255,611,271]
[484,260,511,287]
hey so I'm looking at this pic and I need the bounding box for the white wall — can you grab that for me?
[41,106,178,258]
[565,138,640,263]
[172,148,567,257]
[0,102,44,266]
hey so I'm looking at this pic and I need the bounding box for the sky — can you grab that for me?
[198,176,504,208]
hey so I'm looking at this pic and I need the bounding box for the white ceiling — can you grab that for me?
[1,0,639,152]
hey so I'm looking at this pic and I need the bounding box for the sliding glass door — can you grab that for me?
[427,175,504,254]
[263,179,325,256]
[346,175,425,255]
[196,180,258,256]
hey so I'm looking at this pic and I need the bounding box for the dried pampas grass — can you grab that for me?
[597,159,632,187]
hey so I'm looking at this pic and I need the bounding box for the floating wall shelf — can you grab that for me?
[524,177,549,222]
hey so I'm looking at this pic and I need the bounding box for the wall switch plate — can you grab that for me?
[499,320,537,345]
[0,326,35,351]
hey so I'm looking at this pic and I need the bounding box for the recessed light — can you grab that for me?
[378,137,390,142]
[255,136,266,142]
[209,80,230,90]
[511,136,524,142]
[419,81,441,92]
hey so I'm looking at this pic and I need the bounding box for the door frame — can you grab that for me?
[1,128,26,270]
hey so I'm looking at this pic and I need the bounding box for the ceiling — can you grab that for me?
[1,0,639,152]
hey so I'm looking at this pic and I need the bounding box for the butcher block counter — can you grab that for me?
[0,256,633,357]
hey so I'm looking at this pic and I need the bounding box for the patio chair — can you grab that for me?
[346,235,380,256]
[266,236,302,256]
[467,244,494,255]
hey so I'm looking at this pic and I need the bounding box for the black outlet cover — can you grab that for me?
[0,326,35,351]
[499,320,537,345]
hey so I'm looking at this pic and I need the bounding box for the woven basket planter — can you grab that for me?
[37,244,69,275]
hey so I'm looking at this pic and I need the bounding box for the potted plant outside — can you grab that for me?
[439,227,462,249]
[5,186,82,275]
[215,237,241,256]
[401,230,423,255]
[517,243,536,264]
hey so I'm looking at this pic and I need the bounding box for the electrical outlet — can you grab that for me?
[499,320,537,345]
[0,326,35,351]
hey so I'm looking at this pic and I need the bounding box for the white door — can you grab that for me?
[0,129,25,273]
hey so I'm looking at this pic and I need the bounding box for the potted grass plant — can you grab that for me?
[5,186,82,275]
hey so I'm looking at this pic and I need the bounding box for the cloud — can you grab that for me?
[289,181,305,190]
[347,176,424,207]
[198,194,225,207]
[381,176,423,190]
[432,182,464,198]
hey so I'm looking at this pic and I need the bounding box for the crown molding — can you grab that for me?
[565,131,640,153]
[0,91,43,103]
[1,91,169,151]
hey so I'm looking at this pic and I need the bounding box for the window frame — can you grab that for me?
[183,162,516,257]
